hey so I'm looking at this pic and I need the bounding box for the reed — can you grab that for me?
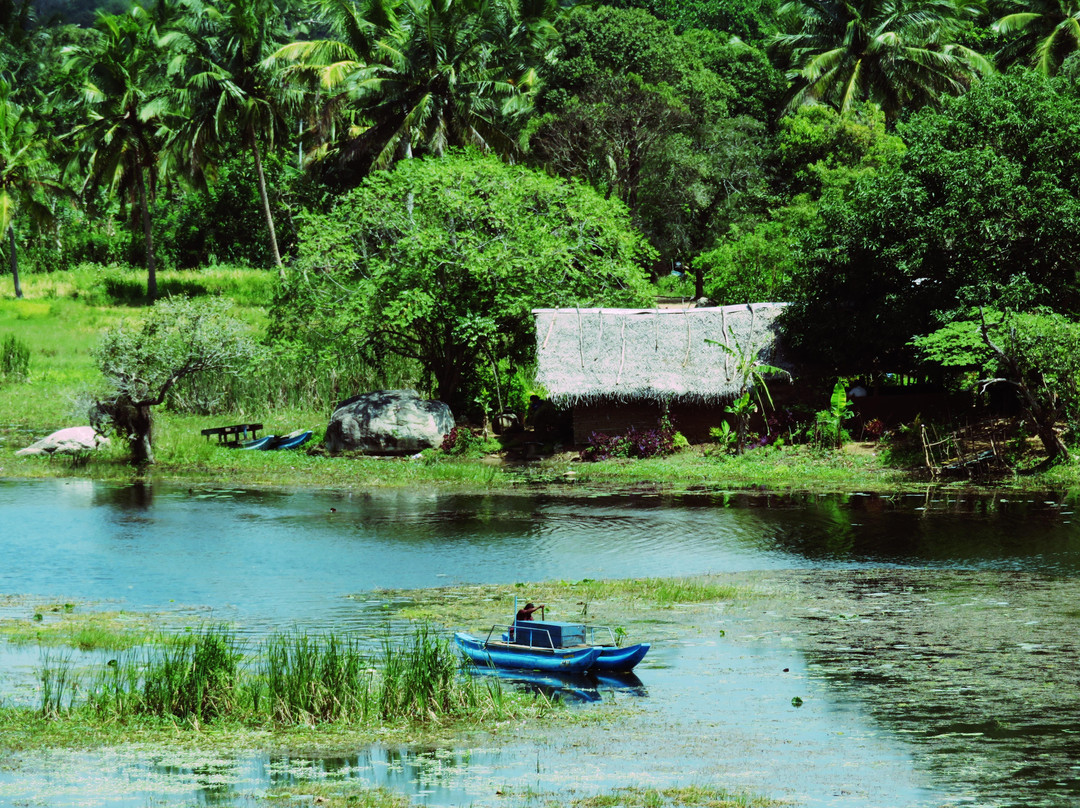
[36,623,535,728]
[373,623,514,723]
[38,651,76,718]
[262,630,373,724]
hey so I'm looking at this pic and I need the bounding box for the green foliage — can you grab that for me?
[94,296,259,463]
[278,153,654,413]
[811,380,854,449]
[772,0,994,123]
[152,155,297,270]
[995,0,1080,74]
[440,427,501,458]
[913,309,1080,461]
[0,332,29,382]
[526,7,776,269]
[705,333,790,453]
[786,71,1080,373]
[606,0,782,41]
[273,0,556,182]
[700,195,818,304]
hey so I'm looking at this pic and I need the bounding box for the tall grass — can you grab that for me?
[39,651,76,718]
[264,630,372,724]
[41,623,531,728]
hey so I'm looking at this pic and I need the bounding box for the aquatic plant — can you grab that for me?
[263,630,372,723]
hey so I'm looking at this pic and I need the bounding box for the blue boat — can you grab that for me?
[238,435,276,450]
[458,619,649,674]
[592,641,651,673]
[454,630,602,672]
[268,430,312,450]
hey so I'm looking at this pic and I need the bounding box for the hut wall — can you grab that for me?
[572,401,664,445]
[572,401,730,444]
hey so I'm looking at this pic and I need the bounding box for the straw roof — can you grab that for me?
[533,303,789,404]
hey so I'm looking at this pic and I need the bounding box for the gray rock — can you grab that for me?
[16,426,110,456]
[326,389,454,455]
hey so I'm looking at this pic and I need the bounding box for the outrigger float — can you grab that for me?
[454,618,650,674]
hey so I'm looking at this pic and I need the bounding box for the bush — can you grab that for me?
[580,419,677,461]
[440,426,500,457]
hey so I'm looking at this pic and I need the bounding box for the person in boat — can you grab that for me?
[509,602,544,642]
[516,602,544,622]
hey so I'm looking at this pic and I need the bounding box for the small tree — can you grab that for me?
[913,308,1080,467]
[93,297,257,465]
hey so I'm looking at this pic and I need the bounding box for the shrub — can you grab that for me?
[580,419,677,461]
[440,426,500,457]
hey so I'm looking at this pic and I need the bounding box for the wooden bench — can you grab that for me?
[201,423,263,445]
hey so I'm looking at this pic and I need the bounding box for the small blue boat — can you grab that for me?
[268,430,312,450]
[458,619,649,674]
[593,642,651,673]
[238,435,276,450]
[454,631,601,672]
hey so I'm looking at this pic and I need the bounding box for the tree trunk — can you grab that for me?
[250,125,284,277]
[127,403,155,465]
[136,165,157,302]
[7,224,21,299]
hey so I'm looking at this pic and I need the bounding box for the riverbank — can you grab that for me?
[8,428,1076,497]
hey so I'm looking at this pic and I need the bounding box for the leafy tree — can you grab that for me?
[913,309,1080,465]
[701,104,902,304]
[162,0,302,273]
[63,6,174,300]
[274,0,559,183]
[526,7,774,293]
[605,0,782,41]
[784,70,1080,373]
[995,0,1080,73]
[93,296,257,465]
[276,153,655,412]
[0,75,68,298]
[771,0,994,124]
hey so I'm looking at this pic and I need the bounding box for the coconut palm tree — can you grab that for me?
[0,76,68,298]
[995,0,1080,74]
[64,6,174,301]
[771,0,994,124]
[274,0,560,180]
[161,0,302,273]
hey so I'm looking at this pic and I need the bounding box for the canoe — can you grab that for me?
[454,632,602,673]
[593,642,651,673]
[238,435,276,450]
[268,430,312,450]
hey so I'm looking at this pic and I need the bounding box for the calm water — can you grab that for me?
[2,478,1080,807]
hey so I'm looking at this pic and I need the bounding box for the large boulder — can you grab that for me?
[326,389,454,455]
[16,426,110,456]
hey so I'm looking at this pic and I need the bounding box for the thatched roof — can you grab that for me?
[533,303,788,404]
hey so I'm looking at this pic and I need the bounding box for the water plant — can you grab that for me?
[31,623,534,729]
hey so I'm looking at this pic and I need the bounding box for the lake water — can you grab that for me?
[2,478,1079,807]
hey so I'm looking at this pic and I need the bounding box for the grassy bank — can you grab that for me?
[2,266,1077,495]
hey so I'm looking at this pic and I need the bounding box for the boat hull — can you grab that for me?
[593,643,650,672]
[455,633,602,673]
[269,430,312,450]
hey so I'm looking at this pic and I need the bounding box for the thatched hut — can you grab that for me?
[533,303,792,444]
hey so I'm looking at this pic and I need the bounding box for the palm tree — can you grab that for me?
[771,0,994,124]
[0,76,68,298]
[63,6,173,301]
[274,0,560,180]
[995,0,1080,74]
[162,0,301,273]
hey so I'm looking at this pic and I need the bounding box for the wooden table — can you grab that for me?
[200,423,263,445]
